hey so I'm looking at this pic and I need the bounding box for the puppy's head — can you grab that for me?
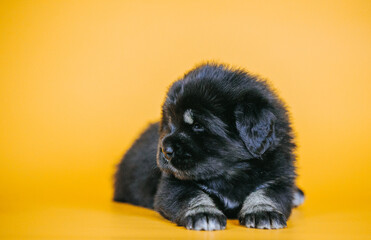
[156,64,281,180]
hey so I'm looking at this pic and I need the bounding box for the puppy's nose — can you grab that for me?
[162,146,174,161]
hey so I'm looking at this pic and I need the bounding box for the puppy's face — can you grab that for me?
[157,106,246,181]
[157,72,279,181]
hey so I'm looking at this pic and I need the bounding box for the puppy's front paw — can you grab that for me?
[185,212,227,231]
[239,211,287,229]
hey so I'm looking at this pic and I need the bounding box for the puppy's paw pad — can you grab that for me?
[239,211,287,229]
[185,213,227,231]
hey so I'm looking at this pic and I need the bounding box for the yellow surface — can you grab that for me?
[0,0,370,239]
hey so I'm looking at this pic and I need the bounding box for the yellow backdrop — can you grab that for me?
[0,0,370,239]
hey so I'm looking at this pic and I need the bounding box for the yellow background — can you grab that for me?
[0,0,370,239]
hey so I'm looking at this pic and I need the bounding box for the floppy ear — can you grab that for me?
[234,104,277,158]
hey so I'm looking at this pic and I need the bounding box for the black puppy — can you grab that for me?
[114,63,304,231]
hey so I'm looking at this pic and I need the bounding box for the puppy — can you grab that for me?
[114,63,304,231]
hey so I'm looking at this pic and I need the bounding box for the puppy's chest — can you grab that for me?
[196,180,255,219]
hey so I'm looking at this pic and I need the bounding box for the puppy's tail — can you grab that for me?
[292,187,305,207]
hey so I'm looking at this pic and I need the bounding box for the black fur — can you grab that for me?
[114,63,304,230]
[114,123,161,208]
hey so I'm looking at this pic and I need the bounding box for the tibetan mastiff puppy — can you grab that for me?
[114,63,304,231]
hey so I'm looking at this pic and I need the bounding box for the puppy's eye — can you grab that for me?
[192,122,204,132]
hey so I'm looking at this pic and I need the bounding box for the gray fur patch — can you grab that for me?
[185,194,222,217]
[292,190,305,207]
[240,189,280,215]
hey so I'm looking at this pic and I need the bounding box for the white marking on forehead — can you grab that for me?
[183,109,194,125]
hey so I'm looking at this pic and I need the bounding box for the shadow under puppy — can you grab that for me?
[114,63,304,231]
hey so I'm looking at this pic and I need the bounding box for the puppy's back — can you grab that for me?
[113,122,161,209]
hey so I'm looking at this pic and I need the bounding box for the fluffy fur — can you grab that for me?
[114,63,304,230]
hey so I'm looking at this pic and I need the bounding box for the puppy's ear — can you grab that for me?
[234,102,277,158]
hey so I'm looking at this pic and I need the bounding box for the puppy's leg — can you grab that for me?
[154,175,227,231]
[239,181,294,229]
